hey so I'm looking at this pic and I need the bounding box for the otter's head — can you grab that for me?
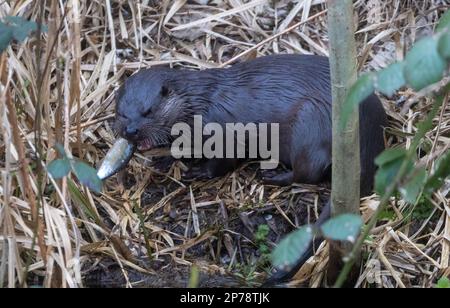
[114,68,188,152]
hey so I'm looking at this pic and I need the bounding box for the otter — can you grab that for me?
[113,54,387,284]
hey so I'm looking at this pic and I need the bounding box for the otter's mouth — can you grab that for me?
[137,138,154,152]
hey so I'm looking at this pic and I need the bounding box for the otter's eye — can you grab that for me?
[161,86,169,97]
[143,108,153,117]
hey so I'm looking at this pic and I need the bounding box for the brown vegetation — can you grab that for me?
[0,0,449,288]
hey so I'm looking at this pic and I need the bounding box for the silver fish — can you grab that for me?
[97,138,136,180]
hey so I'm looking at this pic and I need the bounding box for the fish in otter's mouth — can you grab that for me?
[96,138,136,180]
[97,116,173,181]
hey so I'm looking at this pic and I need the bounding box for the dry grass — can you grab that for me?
[0,0,449,288]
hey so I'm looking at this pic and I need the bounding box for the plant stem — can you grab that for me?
[334,92,447,288]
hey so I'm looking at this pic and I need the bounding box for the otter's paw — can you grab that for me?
[262,171,294,186]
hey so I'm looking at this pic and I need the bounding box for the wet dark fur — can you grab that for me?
[115,54,387,285]
[115,55,385,194]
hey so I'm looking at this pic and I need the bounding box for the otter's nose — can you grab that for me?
[125,126,139,139]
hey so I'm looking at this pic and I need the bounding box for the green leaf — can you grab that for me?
[4,16,28,24]
[133,201,153,260]
[404,37,446,91]
[425,150,450,194]
[72,160,102,193]
[2,16,46,42]
[4,17,36,41]
[12,21,37,42]
[320,214,362,243]
[67,178,101,223]
[412,196,434,220]
[375,149,410,195]
[378,209,396,221]
[0,23,13,53]
[399,167,427,204]
[375,153,413,196]
[375,62,406,97]
[188,265,200,289]
[255,225,270,242]
[271,226,314,271]
[438,31,450,60]
[341,73,375,128]
[375,148,408,167]
[47,158,71,179]
[55,144,67,158]
[436,10,450,33]
[436,277,450,289]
